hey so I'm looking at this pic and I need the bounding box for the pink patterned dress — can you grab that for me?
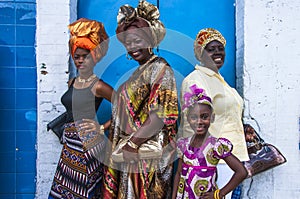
[176,135,233,199]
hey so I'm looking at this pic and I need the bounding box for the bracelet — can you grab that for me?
[99,125,105,135]
[127,139,139,149]
[214,189,220,199]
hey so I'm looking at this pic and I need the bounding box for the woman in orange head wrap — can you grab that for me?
[48,18,115,199]
[69,18,109,64]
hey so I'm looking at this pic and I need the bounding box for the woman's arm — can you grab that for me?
[202,154,247,199]
[121,112,164,162]
[80,80,115,134]
[130,111,164,146]
[218,155,248,198]
[94,80,115,103]
[123,63,178,161]
[172,158,183,199]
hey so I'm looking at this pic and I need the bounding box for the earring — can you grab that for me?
[126,53,132,60]
[155,47,160,56]
[148,47,153,55]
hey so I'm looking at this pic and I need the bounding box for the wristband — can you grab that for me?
[127,139,139,149]
[214,189,220,199]
[99,125,105,135]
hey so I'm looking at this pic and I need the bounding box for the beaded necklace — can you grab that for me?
[77,74,97,88]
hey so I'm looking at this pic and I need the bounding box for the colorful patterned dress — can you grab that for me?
[49,78,105,199]
[103,56,178,199]
[175,135,233,199]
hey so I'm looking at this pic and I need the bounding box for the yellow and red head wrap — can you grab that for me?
[194,28,226,61]
[68,18,109,64]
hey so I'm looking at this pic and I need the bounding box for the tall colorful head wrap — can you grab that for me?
[116,0,166,47]
[68,18,109,64]
[194,28,226,61]
[182,84,213,112]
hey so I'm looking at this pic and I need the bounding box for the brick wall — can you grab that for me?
[35,0,76,198]
[236,0,300,198]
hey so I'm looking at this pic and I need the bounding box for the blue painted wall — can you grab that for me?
[0,1,37,198]
[78,0,236,123]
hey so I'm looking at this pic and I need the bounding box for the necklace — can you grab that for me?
[77,74,97,89]
[139,55,157,68]
[77,74,97,83]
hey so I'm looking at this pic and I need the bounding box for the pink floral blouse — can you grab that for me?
[176,135,233,199]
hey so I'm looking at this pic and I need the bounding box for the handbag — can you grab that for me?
[111,132,164,162]
[243,123,287,178]
[47,112,68,143]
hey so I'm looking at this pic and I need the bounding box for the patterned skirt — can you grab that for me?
[49,122,105,199]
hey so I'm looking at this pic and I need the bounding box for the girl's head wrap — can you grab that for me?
[182,84,213,112]
[194,28,226,61]
[116,0,166,47]
[68,18,109,63]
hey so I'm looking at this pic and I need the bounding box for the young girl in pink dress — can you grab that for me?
[172,84,247,199]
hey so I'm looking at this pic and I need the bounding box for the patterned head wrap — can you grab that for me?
[182,84,213,112]
[68,18,109,64]
[116,0,166,47]
[194,28,226,61]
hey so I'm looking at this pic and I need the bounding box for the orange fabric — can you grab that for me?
[68,18,109,63]
[71,37,97,63]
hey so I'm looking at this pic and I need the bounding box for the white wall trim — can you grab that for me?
[35,0,77,198]
[236,0,300,198]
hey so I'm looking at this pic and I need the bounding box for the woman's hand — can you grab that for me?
[201,191,214,199]
[79,119,104,135]
[122,142,139,163]
[201,190,224,199]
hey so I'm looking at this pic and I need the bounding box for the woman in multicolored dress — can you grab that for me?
[172,84,247,199]
[102,1,178,198]
[48,18,114,199]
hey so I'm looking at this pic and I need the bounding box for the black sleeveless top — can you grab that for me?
[61,78,103,122]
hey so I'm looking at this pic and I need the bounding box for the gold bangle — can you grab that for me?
[214,189,220,199]
[218,189,221,199]
[127,139,139,149]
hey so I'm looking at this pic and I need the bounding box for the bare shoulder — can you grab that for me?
[67,78,75,87]
[94,79,112,91]
[93,79,114,100]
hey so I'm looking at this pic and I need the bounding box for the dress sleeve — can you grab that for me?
[213,137,233,159]
[148,59,178,137]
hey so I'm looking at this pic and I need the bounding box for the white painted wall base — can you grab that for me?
[36,0,77,198]
[236,0,300,198]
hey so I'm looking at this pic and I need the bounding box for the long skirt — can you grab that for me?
[49,122,105,199]
[103,145,175,199]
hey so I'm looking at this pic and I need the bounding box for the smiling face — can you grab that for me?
[200,40,226,72]
[187,103,214,136]
[123,32,152,64]
[73,47,95,75]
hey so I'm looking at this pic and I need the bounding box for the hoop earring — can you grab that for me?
[148,47,153,55]
[126,53,132,60]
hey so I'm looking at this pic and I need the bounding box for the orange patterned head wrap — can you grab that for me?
[68,18,109,64]
[194,28,226,61]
